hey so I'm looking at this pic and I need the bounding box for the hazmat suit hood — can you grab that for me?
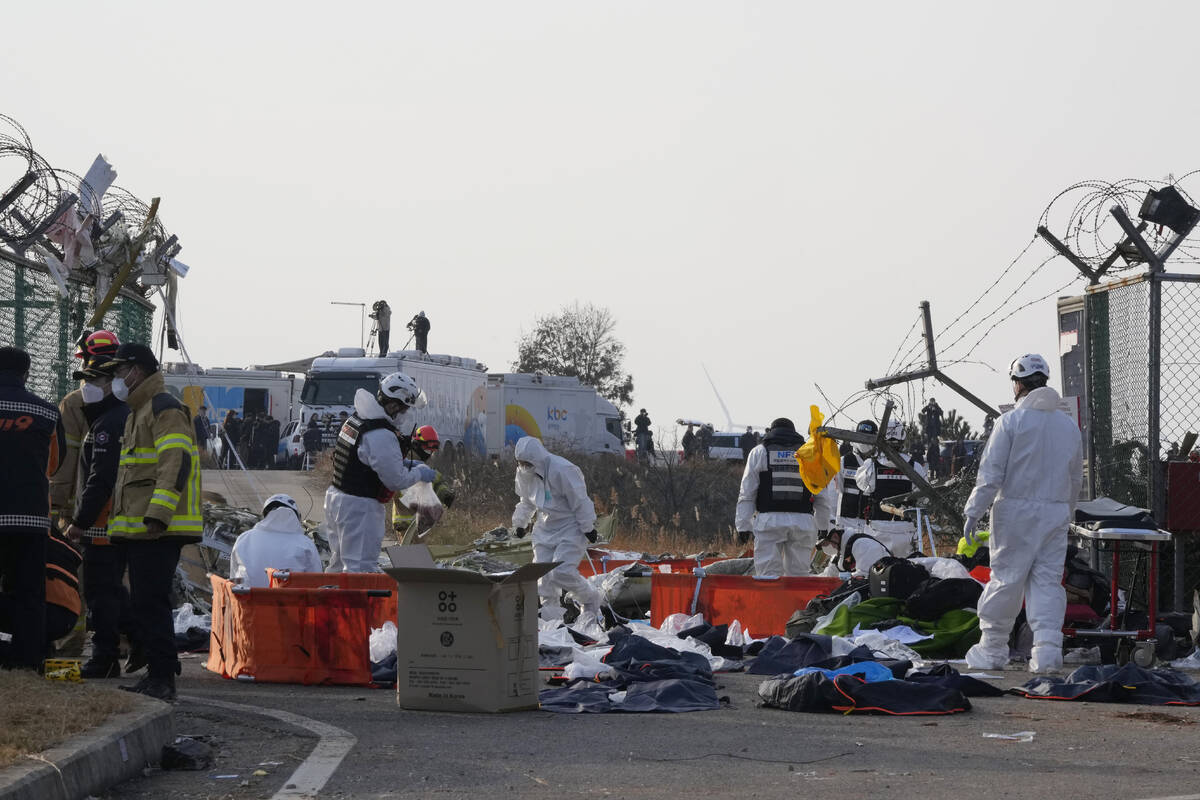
[258,506,305,534]
[514,436,551,475]
[1020,385,1069,413]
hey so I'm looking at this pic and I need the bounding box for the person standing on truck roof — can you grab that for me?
[735,417,836,577]
[510,437,603,624]
[371,300,391,357]
[962,354,1082,674]
[407,311,430,354]
[324,372,436,573]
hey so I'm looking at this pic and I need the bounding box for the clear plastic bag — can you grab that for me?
[399,480,444,530]
[369,621,398,662]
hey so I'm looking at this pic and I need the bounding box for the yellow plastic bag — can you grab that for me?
[794,405,841,494]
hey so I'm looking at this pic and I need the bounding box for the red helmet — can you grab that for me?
[74,329,120,361]
[412,425,440,457]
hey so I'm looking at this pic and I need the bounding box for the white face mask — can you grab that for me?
[80,382,105,404]
[852,443,875,457]
[111,377,130,401]
[821,543,839,557]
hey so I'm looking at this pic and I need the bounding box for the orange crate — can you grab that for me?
[207,575,374,685]
[650,572,841,636]
[266,569,397,630]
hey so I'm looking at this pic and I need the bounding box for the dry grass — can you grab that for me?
[0,671,135,768]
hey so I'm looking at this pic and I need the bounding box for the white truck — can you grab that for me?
[299,348,489,453]
[484,372,624,457]
[296,348,623,459]
[163,363,301,423]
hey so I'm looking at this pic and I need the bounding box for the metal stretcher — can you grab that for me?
[1064,497,1172,666]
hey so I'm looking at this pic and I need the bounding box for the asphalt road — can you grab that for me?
[98,656,1200,800]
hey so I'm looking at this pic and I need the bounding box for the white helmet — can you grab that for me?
[1010,353,1050,380]
[263,493,301,520]
[378,371,427,409]
[885,418,905,442]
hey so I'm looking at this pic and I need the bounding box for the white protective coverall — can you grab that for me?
[324,389,427,573]
[229,507,323,588]
[855,453,927,556]
[962,386,1083,672]
[511,437,602,621]
[736,445,837,577]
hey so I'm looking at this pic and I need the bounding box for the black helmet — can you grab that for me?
[856,420,878,435]
[769,417,795,432]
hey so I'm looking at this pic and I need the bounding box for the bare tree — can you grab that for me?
[514,302,635,407]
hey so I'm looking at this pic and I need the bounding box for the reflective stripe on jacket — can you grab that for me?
[109,371,202,540]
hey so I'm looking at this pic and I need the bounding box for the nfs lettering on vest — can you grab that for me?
[768,450,796,465]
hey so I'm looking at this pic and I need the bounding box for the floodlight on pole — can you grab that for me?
[330,300,366,348]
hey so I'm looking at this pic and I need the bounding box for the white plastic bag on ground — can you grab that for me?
[658,612,705,635]
[369,621,397,662]
[173,603,211,636]
[846,630,923,661]
[563,649,615,681]
[913,556,973,581]
[399,481,443,528]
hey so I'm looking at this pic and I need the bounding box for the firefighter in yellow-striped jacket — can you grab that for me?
[102,343,201,702]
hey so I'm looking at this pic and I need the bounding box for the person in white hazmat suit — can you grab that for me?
[963,354,1083,673]
[230,494,322,587]
[854,418,927,556]
[510,437,603,623]
[324,373,437,573]
[817,528,891,578]
[735,417,836,577]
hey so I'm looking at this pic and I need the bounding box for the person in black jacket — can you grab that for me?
[0,347,65,670]
[407,311,430,354]
[63,361,139,678]
[302,417,324,454]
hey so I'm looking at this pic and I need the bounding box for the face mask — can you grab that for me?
[852,443,874,457]
[111,377,130,401]
[821,543,839,557]
[80,383,105,404]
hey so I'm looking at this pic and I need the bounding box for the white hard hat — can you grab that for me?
[1010,353,1050,380]
[263,493,301,520]
[885,418,905,442]
[379,371,427,409]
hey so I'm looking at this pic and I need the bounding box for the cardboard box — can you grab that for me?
[384,545,556,712]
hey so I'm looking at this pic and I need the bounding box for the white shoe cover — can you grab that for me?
[1029,644,1063,674]
[965,642,1007,671]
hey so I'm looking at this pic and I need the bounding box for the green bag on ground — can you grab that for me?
[816,596,981,659]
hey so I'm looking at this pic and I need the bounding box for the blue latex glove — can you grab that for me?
[410,464,437,484]
[963,517,981,546]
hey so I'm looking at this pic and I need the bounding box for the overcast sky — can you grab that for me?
[6,1,1197,438]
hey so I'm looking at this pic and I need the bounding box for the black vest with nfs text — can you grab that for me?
[331,415,396,500]
[755,432,814,514]
[866,457,916,520]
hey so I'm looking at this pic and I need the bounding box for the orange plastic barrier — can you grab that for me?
[577,552,726,578]
[650,572,842,636]
[266,569,398,630]
[206,575,374,685]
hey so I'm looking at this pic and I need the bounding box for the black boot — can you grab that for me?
[80,658,121,679]
[124,643,147,674]
[119,673,176,702]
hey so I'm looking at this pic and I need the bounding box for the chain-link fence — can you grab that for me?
[1085,277,1152,509]
[0,253,153,403]
[1083,272,1200,609]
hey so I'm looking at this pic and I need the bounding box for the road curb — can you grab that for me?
[0,693,173,800]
